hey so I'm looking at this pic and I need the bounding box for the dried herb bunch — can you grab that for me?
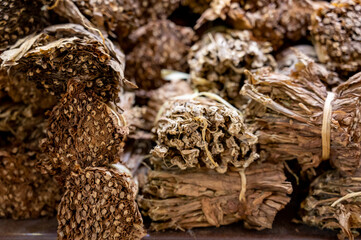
[188,30,275,108]
[301,169,361,239]
[139,162,292,231]
[0,0,48,52]
[41,80,128,177]
[310,0,361,76]
[126,20,195,90]
[241,56,361,176]
[196,0,316,50]
[57,165,146,240]
[152,94,258,173]
[0,144,62,219]
[0,23,127,102]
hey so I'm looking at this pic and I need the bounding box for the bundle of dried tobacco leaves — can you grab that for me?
[241,56,361,176]
[188,29,275,109]
[0,23,128,102]
[125,20,195,90]
[301,169,361,239]
[139,162,292,231]
[195,0,318,49]
[310,0,361,76]
[41,80,128,177]
[152,94,258,173]
[0,0,48,52]
[57,164,145,240]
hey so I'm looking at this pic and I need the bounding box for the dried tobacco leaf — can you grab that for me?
[181,0,212,13]
[152,94,258,173]
[41,80,128,177]
[196,0,317,50]
[301,169,361,239]
[0,144,62,220]
[57,165,146,240]
[137,0,181,24]
[188,29,275,109]
[310,0,361,76]
[0,23,127,103]
[0,0,48,52]
[241,55,361,176]
[125,20,195,90]
[139,162,292,231]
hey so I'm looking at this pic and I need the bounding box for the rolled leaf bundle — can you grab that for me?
[241,56,361,176]
[196,0,317,50]
[310,0,361,76]
[138,0,181,23]
[139,162,292,231]
[125,20,195,90]
[41,80,128,177]
[0,0,48,52]
[188,29,275,109]
[301,169,361,239]
[57,165,146,240]
[0,23,127,102]
[0,144,62,220]
[152,94,258,173]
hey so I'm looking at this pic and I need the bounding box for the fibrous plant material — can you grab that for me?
[196,0,317,50]
[301,169,361,239]
[0,0,48,52]
[41,80,128,177]
[188,30,275,109]
[137,0,181,23]
[0,23,128,102]
[152,94,258,173]
[0,144,62,220]
[139,162,292,231]
[241,56,361,176]
[181,0,212,13]
[125,20,195,90]
[57,165,146,240]
[310,0,361,76]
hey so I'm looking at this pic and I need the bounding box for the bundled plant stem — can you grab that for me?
[139,162,292,231]
[152,93,258,173]
[0,23,129,103]
[188,29,275,109]
[301,169,361,239]
[241,55,361,176]
[41,80,128,177]
[195,0,319,49]
[57,164,146,240]
[310,0,361,76]
[125,19,195,90]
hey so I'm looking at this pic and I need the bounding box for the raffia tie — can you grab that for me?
[321,92,335,160]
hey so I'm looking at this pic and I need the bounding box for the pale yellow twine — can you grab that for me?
[321,92,335,160]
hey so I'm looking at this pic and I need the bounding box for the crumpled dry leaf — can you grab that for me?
[138,162,292,231]
[241,54,361,176]
[188,29,275,109]
[301,169,361,240]
[0,23,127,103]
[152,94,258,173]
[196,0,317,50]
[57,165,146,240]
[40,80,128,178]
[126,20,195,90]
[310,0,361,76]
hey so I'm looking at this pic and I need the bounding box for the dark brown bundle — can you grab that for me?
[188,30,275,109]
[57,165,146,240]
[41,80,128,177]
[310,0,361,76]
[125,20,195,90]
[241,56,361,176]
[301,169,361,239]
[137,0,181,24]
[0,23,128,102]
[0,145,62,220]
[139,162,292,231]
[196,0,318,50]
[152,94,258,173]
[0,0,48,52]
